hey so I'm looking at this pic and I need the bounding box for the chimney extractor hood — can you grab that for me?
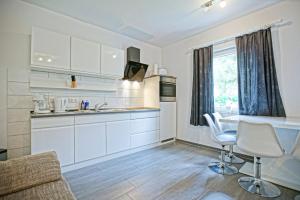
[123,47,148,82]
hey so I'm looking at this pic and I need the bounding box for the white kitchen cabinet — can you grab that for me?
[31,126,74,166]
[130,111,159,119]
[106,120,131,154]
[160,102,176,141]
[131,130,159,148]
[130,117,158,134]
[71,37,101,74]
[101,45,125,77]
[75,123,106,162]
[31,27,70,70]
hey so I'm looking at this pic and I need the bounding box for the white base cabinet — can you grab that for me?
[75,123,106,162]
[160,102,176,141]
[107,120,131,154]
[31,126,74,166]
[31,111,160,169]
[131,130,159,148]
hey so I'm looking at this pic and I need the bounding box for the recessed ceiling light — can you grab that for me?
[38,57,43,61]
[112,54,117,59]
[219,0,226,8]
[47,58,52,63]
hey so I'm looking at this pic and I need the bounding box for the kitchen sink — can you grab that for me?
[95,108,128,112]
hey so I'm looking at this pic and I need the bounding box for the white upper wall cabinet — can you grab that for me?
[101,45,125,77]
[31,27,70,70]
[71,37,101,74]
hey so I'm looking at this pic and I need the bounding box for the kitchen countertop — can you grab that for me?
[31,107,160,118]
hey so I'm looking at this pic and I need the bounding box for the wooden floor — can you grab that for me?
[64,142,298,200]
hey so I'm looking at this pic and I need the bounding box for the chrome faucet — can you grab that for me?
[95,102,108,111]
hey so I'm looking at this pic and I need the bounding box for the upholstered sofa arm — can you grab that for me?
[0,151,62,196]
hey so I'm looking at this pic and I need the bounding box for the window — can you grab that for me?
[213,48,238,116]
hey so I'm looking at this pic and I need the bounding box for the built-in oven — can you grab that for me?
[160,76,176,102]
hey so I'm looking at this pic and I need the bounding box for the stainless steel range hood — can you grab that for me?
[123,47,148,82]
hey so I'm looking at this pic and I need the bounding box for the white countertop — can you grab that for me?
[31,107,160,118]
[220,115,300,130]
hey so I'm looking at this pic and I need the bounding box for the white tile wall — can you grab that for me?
[8,68,30,82]
[8,121,30,136]
[7,147,30,159]
[4,69,146,159]
[7,109,31,123]
[8,82,30,95]
[0,68,7,149]
[7,134,30,149]
[6,68,31,159]
[7,96,33,109]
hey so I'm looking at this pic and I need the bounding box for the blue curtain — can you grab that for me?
[190,45,214,126]
[236,28,286,116]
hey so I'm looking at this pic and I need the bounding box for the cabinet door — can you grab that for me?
[71,37,100,74]
[31,27,70,70]
[107,120,131,154]
[75,123,106,162]
[101,45,125,77]
[31,126,74,166]
[160,102,176,141]
[131,130,159,148]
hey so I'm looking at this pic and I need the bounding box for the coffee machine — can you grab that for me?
[33,95,51,114]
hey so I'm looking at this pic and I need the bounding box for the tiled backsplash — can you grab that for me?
[5,68,144,159]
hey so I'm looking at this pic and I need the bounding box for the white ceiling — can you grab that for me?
[22,0,281,47]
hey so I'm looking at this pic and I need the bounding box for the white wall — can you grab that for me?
[162,1,300,148]
[0,0,162,158]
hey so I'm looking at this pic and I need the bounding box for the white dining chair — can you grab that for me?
[203,114,238,175]
[213,112,244,164]
[291,134,300,200]
[237,121,284,198]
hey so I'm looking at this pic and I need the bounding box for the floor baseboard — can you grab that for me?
[175,139,253,162]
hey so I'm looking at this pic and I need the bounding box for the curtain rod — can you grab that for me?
[186,18,292,54]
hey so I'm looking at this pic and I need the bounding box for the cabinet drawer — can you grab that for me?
[131,117,158,134]
[131,130,159,148]
[75,113,130,124]
[130,111,159,119]
[31,116,74,129]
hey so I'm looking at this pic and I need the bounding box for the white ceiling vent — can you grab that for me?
[119,25,154,41]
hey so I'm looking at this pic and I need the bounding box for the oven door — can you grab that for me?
[160,82,176,102]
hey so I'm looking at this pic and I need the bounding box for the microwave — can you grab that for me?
[160,76,176,102]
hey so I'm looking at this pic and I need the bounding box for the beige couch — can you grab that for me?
[0,151,76,200]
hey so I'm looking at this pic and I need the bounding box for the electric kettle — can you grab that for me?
[54,97,68,113]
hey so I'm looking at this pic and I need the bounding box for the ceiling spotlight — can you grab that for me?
[201,0,213,12]
[219,0,226,8]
